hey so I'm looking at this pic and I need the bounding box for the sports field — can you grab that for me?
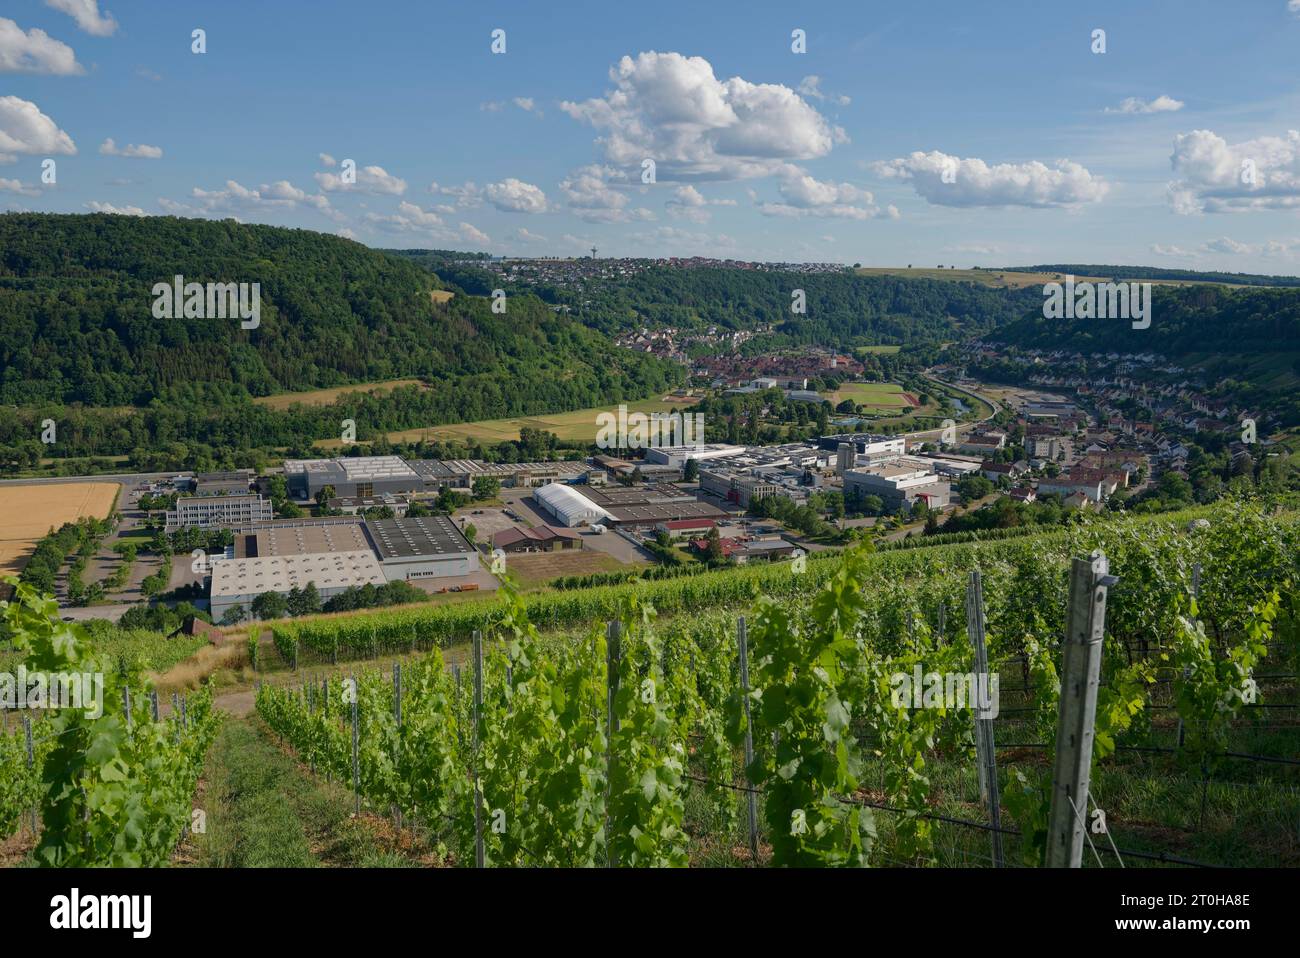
[824,382,918,413]
[317,396,697,448]
[0,482,120,578]
[252,378,428,411]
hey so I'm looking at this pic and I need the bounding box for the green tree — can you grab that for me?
[251,591,287,620]
[220,604,248,625]
[472,476,500,500]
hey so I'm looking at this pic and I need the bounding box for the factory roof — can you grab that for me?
[234,521,372,559]
[605,501,726,524]
[283,455,420,483]
[364,515,475,560]
[210,550,386,598]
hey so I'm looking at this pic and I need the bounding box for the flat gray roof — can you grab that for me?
[364,515,474,560]
[210,550,386,598]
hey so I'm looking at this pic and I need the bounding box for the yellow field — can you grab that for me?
[252,378,428,411]
[853,266,1251,289]
[854,267,1111,288]
[315,396,698,449]
[0,482,120,578]
[430,290,455,304]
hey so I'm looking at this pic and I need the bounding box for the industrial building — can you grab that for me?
[843,462,951,511]
[231,518,370,559]
[532,482,724,529]
[165,494,274,532]
[533,483,615,527]
[364,515,480,580]
[699,467,781,509]
[492,525,583,553]
[192,470,254,496]
[283,455,423,500]
[580,484,725,527]
[410,458,587,490]
[642,444,748,469]
[209,550,387,622]
[818,434,908,460]
[326,494,410,516]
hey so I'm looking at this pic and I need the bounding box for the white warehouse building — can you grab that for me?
[533,483,614,527]
[643,444,748,470]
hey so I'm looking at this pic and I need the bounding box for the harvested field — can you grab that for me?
[0,481,120,578]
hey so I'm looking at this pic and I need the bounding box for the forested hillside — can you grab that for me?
[0,214,677,409]
[987,283,1300,355]
[0,215,680,469]
[396,253,1047,348]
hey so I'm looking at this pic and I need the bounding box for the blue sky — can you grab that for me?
[4,0,1300,271]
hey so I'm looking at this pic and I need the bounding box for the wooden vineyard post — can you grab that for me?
[122,687,132,732]
[937,602,946,645]
[351,675,360,816]
[23,714,37,835]
[393,662,402,829]
[964,570,1003,867]
[150,690,159,722]
[472,630,485,868]
[605,620,622,868]
[737,617,760,864]
[322,678,331,784]
[1046,551,1115,868]
[1176,562,1201,750]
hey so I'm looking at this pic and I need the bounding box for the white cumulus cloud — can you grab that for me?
[459,222,490,246]
[559,164,654,222]
[561,51,845,181]
[757,167,887,220]
[188,179,338,219]
[1105,95,1184,115]
[0,176,41,197]
[665,184,735,222]
[0,17,84,74]
[315,163,407,195]
[873,150,1108,208]
[1167,128,1300,213]
[86,200,145,215]
[0,96,76,162]
[483,178,548,213]
[44,0,117,37]
[427,180,481,208]
[99,137,162,159]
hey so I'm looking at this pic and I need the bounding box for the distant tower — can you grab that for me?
[590,246,598,259]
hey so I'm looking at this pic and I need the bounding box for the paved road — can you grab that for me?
[0,470,177,487]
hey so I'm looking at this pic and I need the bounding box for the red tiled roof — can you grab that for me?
[662,518,717,530]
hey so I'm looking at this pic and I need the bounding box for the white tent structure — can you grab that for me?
[532,483,614,528]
